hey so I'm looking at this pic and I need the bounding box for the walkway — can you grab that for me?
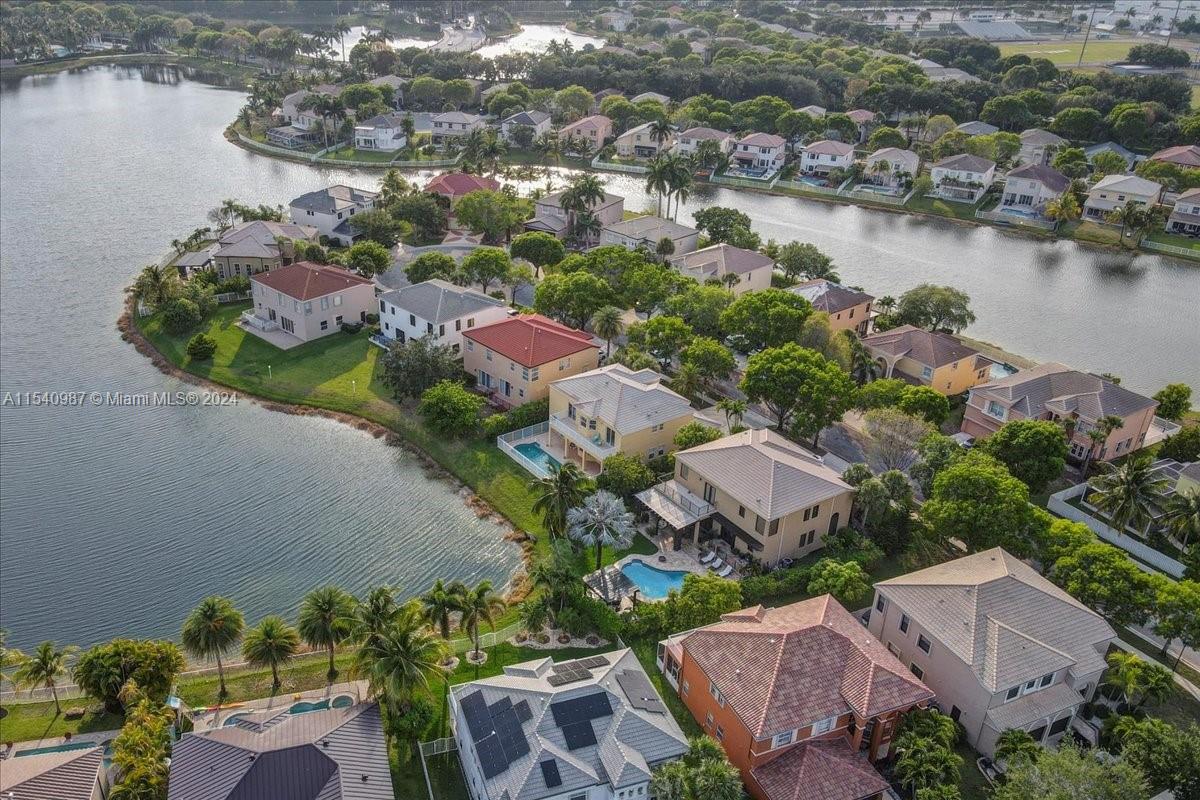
[1113,636,1200,703]
[189,679,370,733]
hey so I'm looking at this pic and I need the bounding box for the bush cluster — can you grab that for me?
[481,398,550,437]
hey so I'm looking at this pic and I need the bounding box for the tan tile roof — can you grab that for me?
[876,548,1115,691]
[862,325,983,369]
[803,139,855,156]
[679,597,932,738]
[750,739,888,800]
[675,429,852,520]
[669,243,772,277]
[550,364,692,435]
[788,279,874,315]
[251,261,373,301]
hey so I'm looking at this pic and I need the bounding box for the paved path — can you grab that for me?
[1113,636,1200,703]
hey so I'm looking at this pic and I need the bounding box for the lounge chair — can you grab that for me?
[716,564,734,578]
[699,551,715,565]
[708,559,725,572]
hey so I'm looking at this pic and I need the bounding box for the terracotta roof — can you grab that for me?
[677,596,932,737]
[251,262,373,301]
[679,126,733,141]
[750,739,888,800]
[845,109,876,124]
[862,325,983,369]
[560,114,612,135]
[463,314,597,367]
[424,172,501,198]
[1150,144,1200,168]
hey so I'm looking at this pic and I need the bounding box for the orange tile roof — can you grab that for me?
[463,314,597,367]
[678,596,932,737]
[251,261,372,301]
[424,172,501,198]
[751,739,888,800]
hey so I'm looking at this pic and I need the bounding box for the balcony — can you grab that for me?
[549,413,616,459]
[240,310,277,332]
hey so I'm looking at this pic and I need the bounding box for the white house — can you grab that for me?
[431,111,486,143]
[1000,163,1071,215]
[674,126,735,157]
[799,139,855,176]
[288,185,379,246]
[1083,173,1164,221]
[599,216,700,255]
[863,147,920,188]
[1016,128,1068,167]
[930,153,996,203]
[614,121,673,159]
[1166,187,1200,236]
[732,132,786,174]
[598,9,634,31]
[353,113,408,152]
[500,110,551,144]
[377,279,510,350]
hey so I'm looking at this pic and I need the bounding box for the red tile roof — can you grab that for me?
[463,314,597,367]
[1150,144,1200,168]
[251,261,373,301]
[678,596,932,737]
[424,172,501,198]
[751,739,889,800]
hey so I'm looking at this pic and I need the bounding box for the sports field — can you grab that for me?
[998,39,1138,65]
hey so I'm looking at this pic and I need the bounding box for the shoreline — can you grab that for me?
[0,52,260,86]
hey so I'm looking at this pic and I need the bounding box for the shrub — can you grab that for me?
[481,398,550,437]
[1094,704,1112,719]
[73,639,185,713]
[419,380,485,436]
[555,606,587,637]
[185,333,217,360]
[365,313,380,324]
[162,298,202,335]
[340,321,363,334]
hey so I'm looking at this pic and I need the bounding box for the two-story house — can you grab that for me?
[558,114,613,152]
[863,147,919,188]
[614,122,674,159]
[1015,128,1067,167]
[245,262,374,344]
[868,548,1116,758]
[799,139,855,177]
[999,163,1070,217]
[524,190,625,239]
[599,216,700,255]
[674,127,735,158]
[1149,144,1200,169]
[211,220,319,281]
[352,113,408,152]
[499,110,552,144]
[658,597,933,800]
[431,111,485,144]
[1166,187,1200,236]
[288,185,379,246]
[961,361,1160,463]
[930,154,996,203]
[732,133,787,175]
[451,649,688,800]
[368,74,407,108]
[845,109,878,142]
[788,279,873,335]
[955,120,999,137]
[637,429,855,568]
[861,325,992,396]
[463,314,599,407]
[425,172,501,204]
[668,243,774,295]
[377,279,510,350]
[545,364,695,475]
[1082,173,1163,221]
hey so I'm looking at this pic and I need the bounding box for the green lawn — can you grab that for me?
[956,740,993,800]
[1145,230,1200,254]
[1066,219,1125,246]
[323,146,401,163]
[0,701,124,744]
[998,39,1138,66]
[905,194,983,222]
[1192,84,1199,112]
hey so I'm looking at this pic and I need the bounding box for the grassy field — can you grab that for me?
[904,194,984,222]
[1192,84,1199,111]
[1145,230,1200,254]
[998,39,1138,66]
[323,146,400,163]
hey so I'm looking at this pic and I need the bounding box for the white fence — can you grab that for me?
[1048,483,1185,578]
[591,156,649,175]
[710,173,780,190]
[419,737,461,800]
[215,290,253,304]
[975,207,1058,231]
[844,186,915,206]
[775,178,840,196]
[1142,239,1200,260]
[496,420,552,478]
[447,621,523,654]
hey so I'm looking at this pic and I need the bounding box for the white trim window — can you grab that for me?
[709,681,726,707]
[772,730,794,749]
[811,716,836,735]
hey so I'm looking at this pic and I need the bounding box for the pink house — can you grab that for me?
[558,114,613,150]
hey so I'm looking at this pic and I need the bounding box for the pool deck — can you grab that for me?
[190,679,369,733]
[4,727,119,758]
[589,528,741,607]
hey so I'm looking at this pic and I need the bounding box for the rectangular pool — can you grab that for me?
[514,441,560,474]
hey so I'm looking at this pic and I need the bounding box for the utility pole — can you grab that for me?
[1077,3,1096,68]
[1164,0,1182,47]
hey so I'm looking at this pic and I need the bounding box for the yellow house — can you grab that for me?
[543,364,695,475]
[637,429,855,569]
[862,325,992,396]
[461,314,599,407]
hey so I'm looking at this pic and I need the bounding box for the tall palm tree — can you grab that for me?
[180,596,244,700]
[350,586,402,651]
[665,154,694,220]
[1103,650,1171,708]
[333,19,351,62]
[242,615,300,691]
[420,579,466,641]
[458,581,506,662]
[354,605,446,720]
[0,629,26,684]
[648,118,673,150]
[297,586,356,683]
[1106,200,1144,241]
[844,330,880,385]
[1080,415,1124,477]
[567,490,636,600]
[1161,488,1200,551]
[530,461,590,538]
[591,306,625,357]
[573,210,602,247]
[716,398,747,430]
[1090,455,1169,537]
[645,156,671,217]
[529,540,580,618]
[13,641,77,714]
[128,263,176,311]
[875,295,897,314]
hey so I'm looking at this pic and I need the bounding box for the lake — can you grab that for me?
[1,63,1197,648]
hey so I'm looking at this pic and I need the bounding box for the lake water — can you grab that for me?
[1,63,1197,647]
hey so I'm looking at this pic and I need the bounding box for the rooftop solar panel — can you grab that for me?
[476,734,508,778]
[514,699,533,723]
[540,759,562,788]
[579,655,610,669]
[615,669,667,714]
[461,690,493,741]
[550,693,613,726]
[487,696,512,717]
[547,672,590,687]
[562,720,597,750]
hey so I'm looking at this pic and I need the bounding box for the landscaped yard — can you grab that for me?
[956,740,993,800]
[1066,219,1125,246]
[1145,230,1200,254]
[998,39,1139,66]
[322,146,402,163]
[905,194,984,222]
[0,700,124,744]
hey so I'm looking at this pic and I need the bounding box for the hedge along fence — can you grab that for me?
[482,398,550,437]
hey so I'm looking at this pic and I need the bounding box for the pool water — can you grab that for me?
[515,442,560,473]
[289,695,354,714]
[620,559,688,600]
[15,740,99,757]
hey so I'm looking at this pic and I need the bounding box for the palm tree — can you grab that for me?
[13,641,77,714]
[354,605,446,721]
[333,19,351,62]
[716,398,747,430]
[651,737,742,800]
[242,615,300,691]
[648,118,673,151]
[379,169,411,206]
[1090,455,1169,537]
[995,728,1041,766]
[0,629,26,684]
[892,734,963,793]
[128,263,176,311]
[591,306,624,357]
[1134,661,1174,710]
[875,295,897,314]
[1161,488,1200,551]
[645,156,671,217]
[459,581,506,662]
[1106,200,1144,241]
[530,461,590,538]
[180,596,244,700]
[1103,651,1171,708]
[1079,414,1123,477]
[844,330,879,384]
[297,586,356,683]
[567,490,636,600]
[421,579,466,643]
[529,540,581,618]
[573,210,602,247]
[350,586,402,651]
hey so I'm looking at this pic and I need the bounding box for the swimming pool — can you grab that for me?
[620,559,688,600]
[289,694,354,714]
[514,441,560,474]
[14,740,99,757]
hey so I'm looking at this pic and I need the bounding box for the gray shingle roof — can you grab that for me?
[0,746,104,799]
[970,361,1156,421]
[675,429,852,520]
[1019,128,1067,146]
[167,703,393,800]
[933,153,996,173]
[876,548,1116,692]
[549,364,693,435]
[669,243,773,277]
[789,279,874,315]
[378,279,506,323]
[290,185,378,214]
[955,120,998,136]
[1006,163,1071,194]
[1089,173,1162,197]
[503,110,551,127]
[604,216,698,242]
[214,220,319,260]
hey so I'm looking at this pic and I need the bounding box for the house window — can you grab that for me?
[333,294,342,307]
[320,320,328,331]
[768,519,779,536]
[715,724,725,741]
[681,679,689,694]
[466,340,474,351]
[409,314,416,326]
[899,614,910,634]
[1006,687,1020,702]
[485,349,493,361]
[439,324,445,336]
[875,595,886,613]
[709,682,725,707]
[738,505,745,518]
[917,634,931,654]
[531,368,539,381]
[755,516,765,534]
[456,319,462,331]
[887,642,901,657]
[811,716,835,735]
[680,464,689,479]
[950,706,961,722]
[705,711,713,725]
[379,300,386,312]
[986,401,1006,420]
[467,318,475,327]
[1039,673,1054,688]
[910,663,925,680]
[772,731,794,748]
[921,365,933,379]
